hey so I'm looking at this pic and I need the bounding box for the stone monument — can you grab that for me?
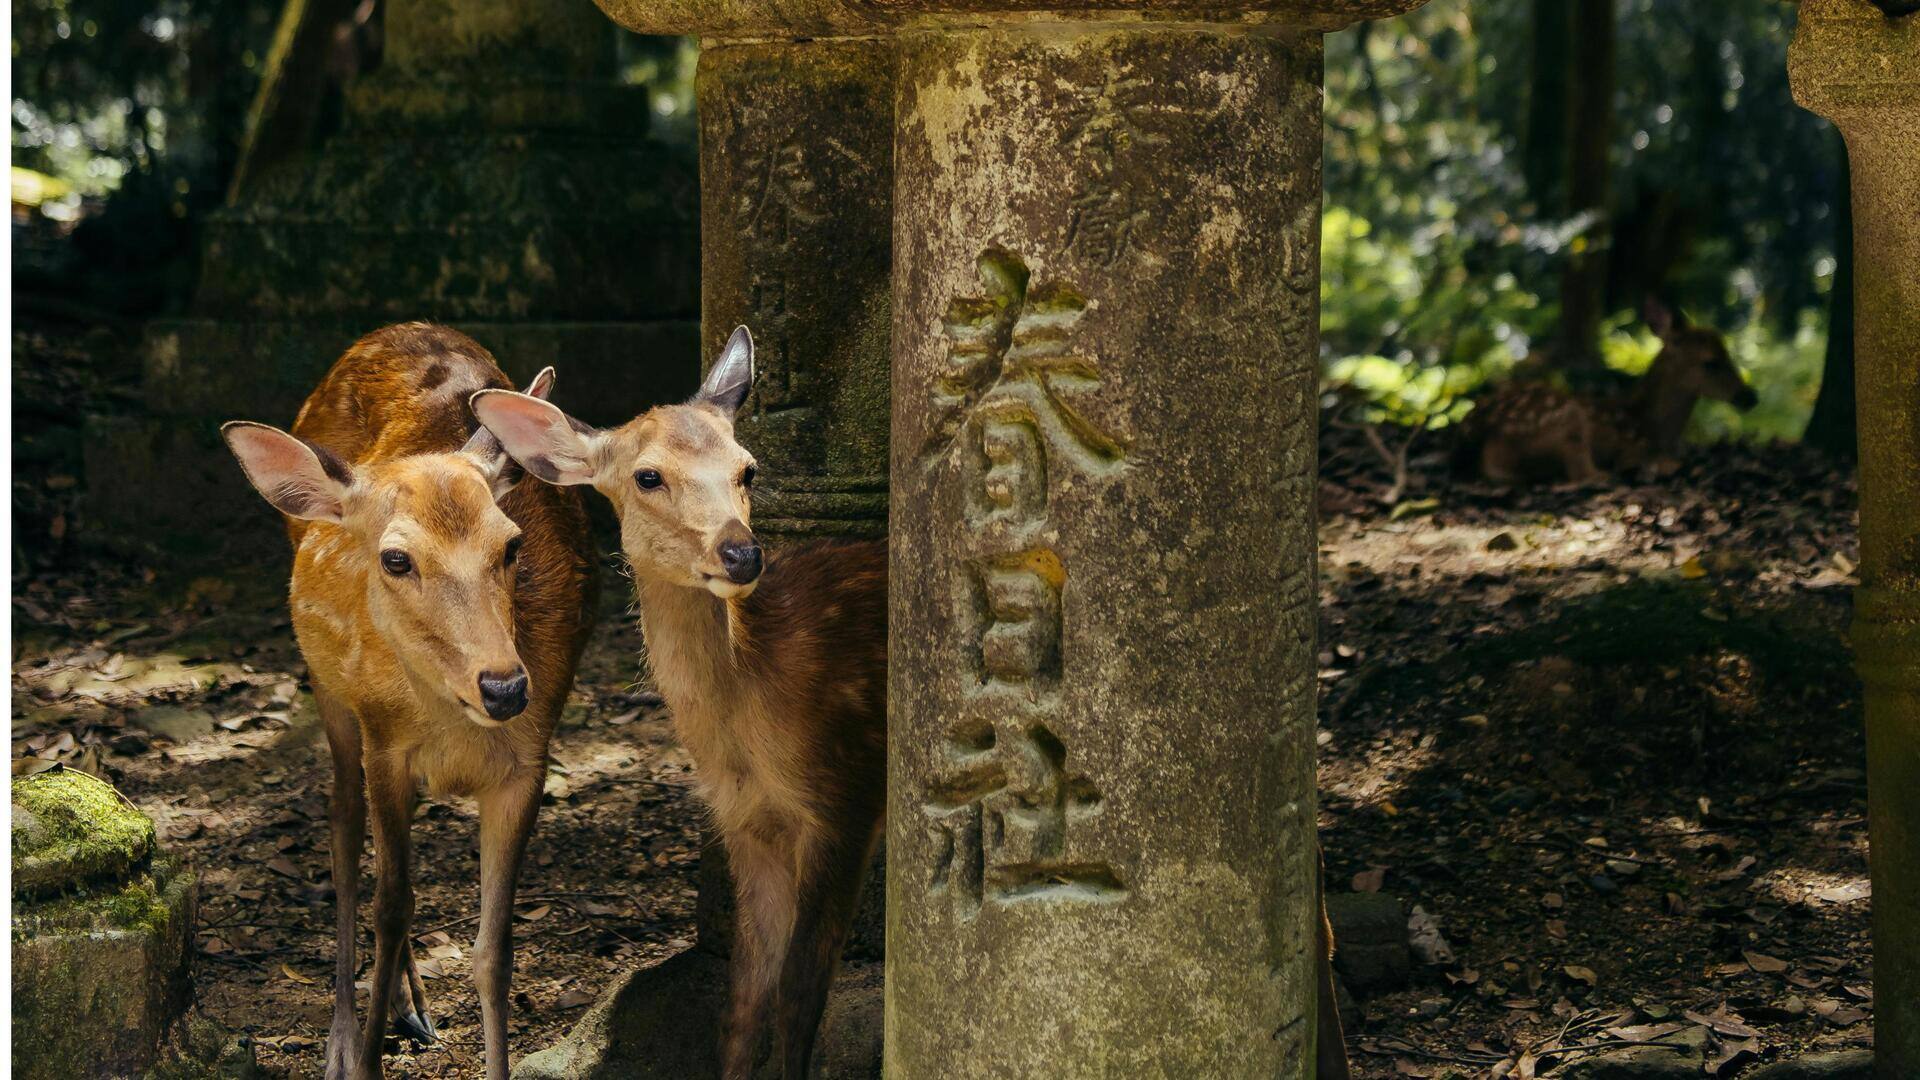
[1791,3,1920,1077]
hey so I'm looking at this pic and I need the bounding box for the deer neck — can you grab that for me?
[632,575,749,735]
[1632,359,1698,452]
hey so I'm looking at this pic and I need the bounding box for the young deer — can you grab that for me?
[471,329,1356,1079]
[221,324,597,1080]
[1464,299,1758,486]
[471,327,884,1078]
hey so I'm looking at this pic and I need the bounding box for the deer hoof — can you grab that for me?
[393,1011,437,1046]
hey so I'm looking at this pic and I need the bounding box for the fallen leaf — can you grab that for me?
[1744,951,1788,974]
[516,904,552,922]
[1563,964,1598,986]
[554,987,598,1009]
[281,963,317,985]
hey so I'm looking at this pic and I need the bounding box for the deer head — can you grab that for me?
[1643,297,1760,411]
[471,327,763,600]
[222,368,558,726]
[1637,298,1759,451]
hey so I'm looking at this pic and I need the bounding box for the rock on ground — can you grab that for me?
[1556,1024,1708,1079]
[1744,1050,1874,1079]
[12,769,197,1080]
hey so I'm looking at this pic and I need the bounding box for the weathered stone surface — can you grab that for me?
[1790,5,1920,1078]
[13,769,156,898]
[12,772,197,1080]
[1746,1050,1876,1080]
[1556,1025,1709,1080]
[696,40,895,541]
[591,0,1424,37]
[887,23,1326,1078]
[1325,891,1412,995]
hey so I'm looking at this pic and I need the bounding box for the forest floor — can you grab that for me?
[11,318,1871,1079]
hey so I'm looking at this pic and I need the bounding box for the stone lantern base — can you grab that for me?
[11,770,199,1080]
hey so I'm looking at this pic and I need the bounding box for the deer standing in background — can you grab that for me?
[222,324,597,1080]
[1462,298,1759,486]
[472,328,1357,1080]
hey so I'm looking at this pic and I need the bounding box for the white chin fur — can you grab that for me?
[704,576,759,600]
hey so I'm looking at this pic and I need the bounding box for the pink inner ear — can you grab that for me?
[478,393,565,452]
[525,367,556,400]
[234,428,318,483]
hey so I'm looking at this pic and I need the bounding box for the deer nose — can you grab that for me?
[717,538,763,585]
[477,668,529,721]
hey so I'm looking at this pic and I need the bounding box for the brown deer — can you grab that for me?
[221,323,597,1080]
[1463,298,1758,486]
[471,328,1356,1079]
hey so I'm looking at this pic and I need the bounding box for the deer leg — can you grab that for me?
[356,753,416,1080]
[721,836,797,1080]
[774,828,876,1080]
[321,693,366,1080]
[473,773,542,1080]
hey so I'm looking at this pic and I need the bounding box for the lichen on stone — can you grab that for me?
[12,768,157,899]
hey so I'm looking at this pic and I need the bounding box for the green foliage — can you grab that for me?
[11,0,280,204]
[1321,0,1837,444]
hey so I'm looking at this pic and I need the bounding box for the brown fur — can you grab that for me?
[1463,312,1757,486]
[472,328,1351,1077]
[230,323,596,1080]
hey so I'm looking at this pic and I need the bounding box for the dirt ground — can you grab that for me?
[11,327,1871,1077]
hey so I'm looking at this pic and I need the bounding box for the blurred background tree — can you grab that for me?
[1322,0,1846,448]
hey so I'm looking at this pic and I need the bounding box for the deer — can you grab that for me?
[220,323,597,1080]
[470,327,1357,1080]
[1461,298,1759,486]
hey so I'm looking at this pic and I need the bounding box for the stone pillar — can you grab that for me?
[1791,4,1920,1077]
[91,0,699,546]
[696,39,895,541]
[886,8,1412,1076]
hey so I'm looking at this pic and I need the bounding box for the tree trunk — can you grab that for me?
[1524,0,1570,216]
[1804,142,1856,460]
[1555,0,1616,371]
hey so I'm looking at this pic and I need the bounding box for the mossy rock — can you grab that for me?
[13,856,197,1080]
[12,769,156,899]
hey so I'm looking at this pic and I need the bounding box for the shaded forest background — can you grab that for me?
[12,0,1852,491]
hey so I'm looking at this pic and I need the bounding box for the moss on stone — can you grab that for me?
[14,856,186,940]
[12,769,156,899]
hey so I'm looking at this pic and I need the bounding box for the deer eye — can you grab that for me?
[380,550,413,576]
[740,465,756,488]
[635,469,664,491]
[503,536,522,567]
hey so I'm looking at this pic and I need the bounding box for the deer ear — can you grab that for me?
[692,325,754,418]
[470,388,601,487]
[462,367,559,497]
[222,422,354,523]
[1643,296,1682,340]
